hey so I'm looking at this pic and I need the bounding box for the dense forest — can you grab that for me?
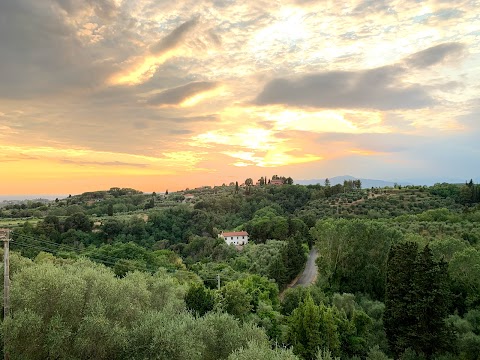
[1,179,480,359]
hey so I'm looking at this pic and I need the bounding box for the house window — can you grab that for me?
[242,236,244,239]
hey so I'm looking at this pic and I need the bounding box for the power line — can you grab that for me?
[12,232,158,268]
[1,228,11,360]
[12,241,164,274]
[11,238,160,274]
[11,232,224,284]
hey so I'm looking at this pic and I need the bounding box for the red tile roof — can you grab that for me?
[221,231,249,237]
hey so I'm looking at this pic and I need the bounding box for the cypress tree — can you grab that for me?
[411,246,451,357]
[107,203,114,216]
[384,243,452,358]
[384,242,418,357]
[283,235,307,281]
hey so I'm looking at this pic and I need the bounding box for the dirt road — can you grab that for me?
[293,248,318,287]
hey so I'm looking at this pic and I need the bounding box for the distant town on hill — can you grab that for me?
[2,175,480,202]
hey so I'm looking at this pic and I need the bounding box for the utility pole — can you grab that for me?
[217,274,221,290]
[1,228,10,319]
[1,228,11,360]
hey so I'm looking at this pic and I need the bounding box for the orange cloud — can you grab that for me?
[349,149,386,156]
[108,50,179,86]
[179,86,225,107]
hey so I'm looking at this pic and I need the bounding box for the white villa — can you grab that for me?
[219,231,249,245]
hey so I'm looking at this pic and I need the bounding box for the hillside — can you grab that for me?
[296,175,411,188]
[1,180,480,359]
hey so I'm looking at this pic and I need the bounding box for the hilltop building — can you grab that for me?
[219,231,249,245]
[270,179,284,185]
[183,194,195,202]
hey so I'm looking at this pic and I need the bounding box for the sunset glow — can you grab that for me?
[1,0,479,195]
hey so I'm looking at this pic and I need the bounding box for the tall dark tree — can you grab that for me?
[107,203,114,216]
[267,254,288,288]
[384,242,452,358]
[412,246,451,357]
[283,235,307,281]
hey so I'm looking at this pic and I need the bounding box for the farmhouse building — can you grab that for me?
[219,231,249,245]
[270,179,284,185]
[183,194,195,202]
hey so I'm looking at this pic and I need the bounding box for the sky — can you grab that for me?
[1,0,479,195]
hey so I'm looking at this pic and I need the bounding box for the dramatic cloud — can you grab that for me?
[108,18,201,86]
[0,0,114,98]
[150,18,199,55]
[255,66,434,110]
[405,42,466,68]
[1,0,479,194]
[52,0,119,20]
[147,81,219,106]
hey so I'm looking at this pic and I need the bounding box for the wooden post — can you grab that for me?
[217,274,220,290]
[1,228,11,360]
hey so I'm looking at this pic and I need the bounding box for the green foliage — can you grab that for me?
[228,341,299,360]
[281,286,326,316]
[429,237,469,262]
[185,283,216,316]
[458,332,480,360]
[218,281,253,319]
[311,219,402,300]
[198,312,269,360]
[240,274,280,309]
[366,345,392,360]
[83,242,184,275]
[248,301,285,341]
[2,256,301,360]
[4,181,480,360]
[449,247,480,308]
[246,207,289,243]
[287,295,343,359]
[183,236,234,263]
[63,212,93,232]
[3,260,182,359]
[107,203,114,216]
[283,236,308,284]
[384,243,452,358]
[315,348,340,360]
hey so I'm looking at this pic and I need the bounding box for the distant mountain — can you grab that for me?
[296,175,412,188]
[399,177,480,186]
[0,194,66,202]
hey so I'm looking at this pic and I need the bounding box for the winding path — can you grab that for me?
[292,248,318,287]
